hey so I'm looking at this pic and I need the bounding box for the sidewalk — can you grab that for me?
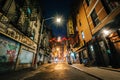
[71,64,120,80]
[99,66,120,72]
[0,64,51,80]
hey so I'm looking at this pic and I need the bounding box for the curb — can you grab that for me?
[99,67,120,72]
[71,65,103,80]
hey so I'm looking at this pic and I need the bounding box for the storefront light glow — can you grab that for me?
[90,45,94,51]
[103,30,109,35]
[71,52,74,57]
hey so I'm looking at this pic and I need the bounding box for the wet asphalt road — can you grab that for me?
[0,63,99,80]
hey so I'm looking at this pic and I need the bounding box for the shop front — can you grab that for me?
[38,49,45,64]
[77,47,89,66]
[16,45,36,70]
[0,34,20,73]
[107,29,120,68]
[90,14,120,68]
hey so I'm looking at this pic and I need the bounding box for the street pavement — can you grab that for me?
[0,63,120,80]
[0,63,99,80]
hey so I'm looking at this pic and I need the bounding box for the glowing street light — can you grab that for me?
[56,17,61,23]
[56,47,60,51]
[57,36,61,42]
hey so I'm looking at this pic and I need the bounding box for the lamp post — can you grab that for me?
[40,16,62,47]
[34,16,62,69]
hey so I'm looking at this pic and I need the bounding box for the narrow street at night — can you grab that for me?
[0,0,120,80]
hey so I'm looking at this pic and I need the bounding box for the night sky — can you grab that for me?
[40,0,74,38]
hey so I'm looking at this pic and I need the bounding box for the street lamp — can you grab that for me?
[40,16,62,44]
[57,36,61,42]
[56,17,61,23]
[34,16,62,69]
[56,47,60,51]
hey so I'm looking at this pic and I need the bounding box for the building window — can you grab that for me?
[106,0,120,12]
[81,31,85,39]
[30,29,35,40]
[91,9,100,27]
[79,19,82,26]
[101,0,120,14]
[86,0,91,6]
